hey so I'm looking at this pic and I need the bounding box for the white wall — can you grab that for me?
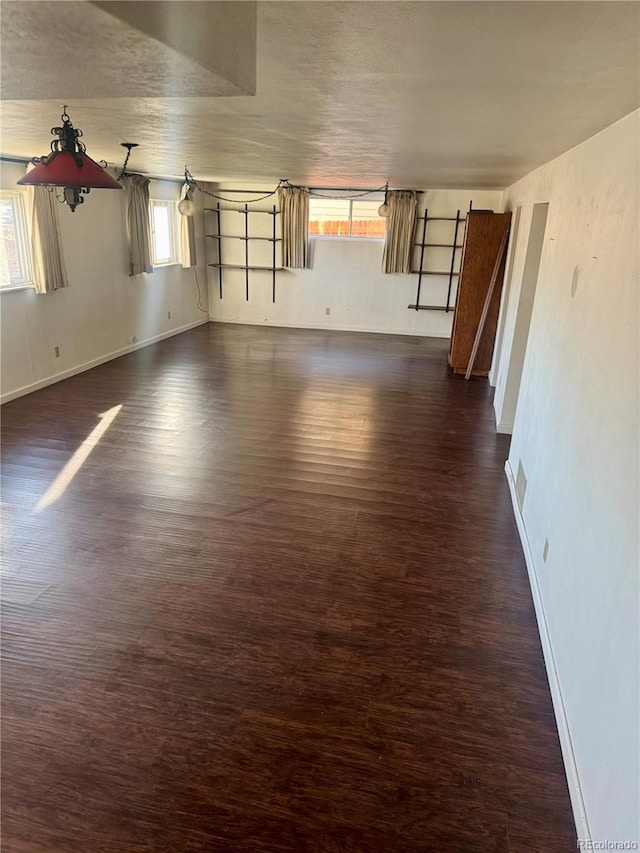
[495,111,639,844]
[494,201,549,432]
[0,161,209,402]
[208,187,502,337]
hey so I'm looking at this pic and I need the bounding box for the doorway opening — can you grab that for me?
[491,205,522,386]
[496,202,549,432]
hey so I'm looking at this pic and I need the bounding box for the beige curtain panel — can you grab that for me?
[180,184,197,269]
[382,190,419,274]
[277,186,309,269]
[125,175,153,276]
[31,186,69,294]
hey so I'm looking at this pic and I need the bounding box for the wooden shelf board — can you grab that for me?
[205,207,279,215]
[407,304,451,312]
[414,243,463,249]
[206,235,281,241]
[416,216,465,222]
[410,270,460,276]
[208,263,284,271]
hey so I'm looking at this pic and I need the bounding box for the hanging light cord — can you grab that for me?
[184,169,288,204]
[183,169,389,204]
[118,150,133,179]
[193,267,208,315]
[308,185,388,200]
[115,151,392,204]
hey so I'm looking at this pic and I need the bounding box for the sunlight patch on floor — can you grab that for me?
[33,405,123,512]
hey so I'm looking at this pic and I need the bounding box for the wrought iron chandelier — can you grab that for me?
[17,107,123,212]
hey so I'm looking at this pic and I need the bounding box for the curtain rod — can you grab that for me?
[215,186,423,194]
[1,154,31,165]
[0,154,186,186]
[138,173,184,185]
[0,158,423,194]
[310,186,423,194]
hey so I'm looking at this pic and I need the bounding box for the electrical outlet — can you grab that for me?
[543,538,549,563]
[325,307,331,316]
[167,311,171,319]
[54,346,60,358]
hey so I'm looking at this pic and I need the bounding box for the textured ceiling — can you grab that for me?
[0,1,256,99]
[1,1,638,189]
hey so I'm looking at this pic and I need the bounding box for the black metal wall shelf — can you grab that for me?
[415,242,464,249]
[410,270,460,277]
[206,203,282,302]
[416,216,460,222]
[407,304,449,312]
[410,207,467,313]
[208,263,284,271]
[205,207,279,216]
[206,235,282,242]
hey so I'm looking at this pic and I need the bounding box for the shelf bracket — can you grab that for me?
[216,203,223,299]
[446,209,462,312]
[414,208,428,310]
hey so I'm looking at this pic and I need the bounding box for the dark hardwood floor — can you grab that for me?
[1,323,575,852]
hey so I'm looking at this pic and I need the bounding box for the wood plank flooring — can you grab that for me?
[1,323,576,852]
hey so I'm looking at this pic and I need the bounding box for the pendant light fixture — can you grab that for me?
[178,183,195,217]
[17,107,123,212]
[378,183,390,218]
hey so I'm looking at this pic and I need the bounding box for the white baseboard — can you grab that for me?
[504,459,590,844]
[1,318,210,404]
[209,316,451,339]
[493,396,513,434]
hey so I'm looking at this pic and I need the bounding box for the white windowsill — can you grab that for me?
[0,283,36,294]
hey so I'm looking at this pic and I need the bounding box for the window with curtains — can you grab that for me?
[0,191,34,289]
[308,198,386,238]
[149,199,179,266]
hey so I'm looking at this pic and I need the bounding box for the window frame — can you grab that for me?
[149,199,180,267]
[0,190,35,292]
[308,196,386,241]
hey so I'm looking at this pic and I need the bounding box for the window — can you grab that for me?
[0,191,33,289]
[309,198,386,239]
[149,200,179,265]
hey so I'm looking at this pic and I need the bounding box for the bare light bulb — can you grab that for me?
[378,202,390,218]
[178,193,195,216]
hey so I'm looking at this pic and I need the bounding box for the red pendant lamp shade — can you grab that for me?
[17,109,123,210]
[18,150,122,190]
